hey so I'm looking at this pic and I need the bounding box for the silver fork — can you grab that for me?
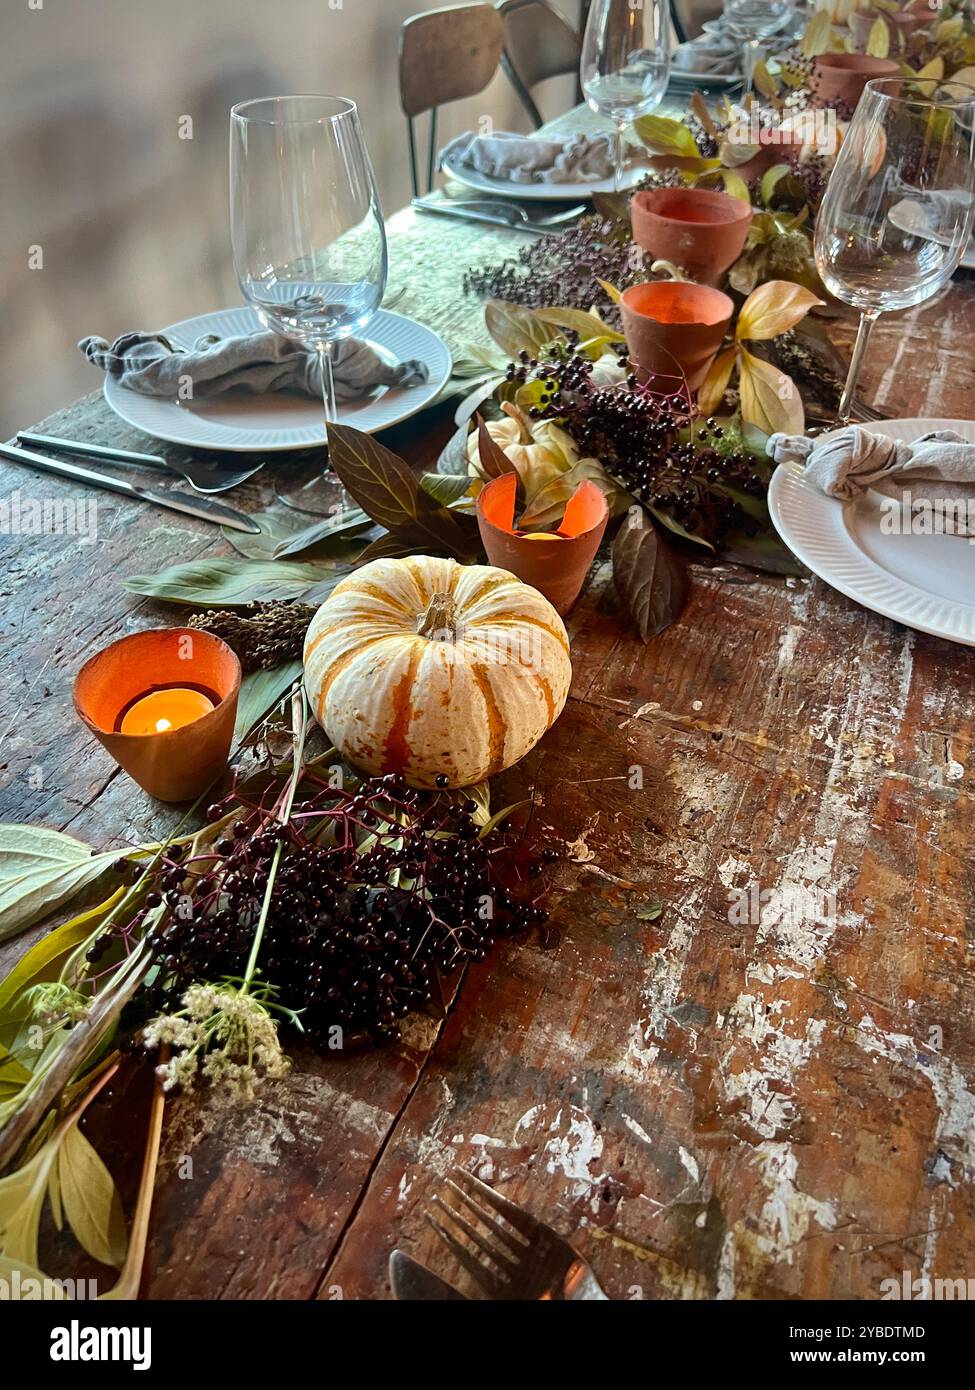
[412,196,585,232]
[426,1167,608,1300]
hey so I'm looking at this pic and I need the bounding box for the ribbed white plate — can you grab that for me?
[103,307,452,452]
[441,148,646,202]
[768,417,975,646]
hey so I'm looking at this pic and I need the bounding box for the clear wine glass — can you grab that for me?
[230,95,388,514]
[723,0,793,97]
[814,77,975,422]
[580,0,670,193]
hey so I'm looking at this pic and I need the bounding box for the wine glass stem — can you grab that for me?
[318,341,336,446]
[838,309,881,423]
[613,122,626,194]
[742,40,759,97]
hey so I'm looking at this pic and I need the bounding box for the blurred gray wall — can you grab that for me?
[1,0,581,437]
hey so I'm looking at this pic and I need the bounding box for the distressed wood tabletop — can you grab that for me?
[2,128,975,1300]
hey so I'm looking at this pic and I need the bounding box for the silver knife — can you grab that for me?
[389,1250,469,1301]
[0,441,261,534]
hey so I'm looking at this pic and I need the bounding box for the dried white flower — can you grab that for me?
[143,980,289,1099]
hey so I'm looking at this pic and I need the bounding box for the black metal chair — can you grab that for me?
[399,3,505,196]
[496,0,582,130]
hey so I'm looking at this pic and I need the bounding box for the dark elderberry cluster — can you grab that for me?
[135,773,546,1047]
[507,333,768,547]
[463,212,650,319]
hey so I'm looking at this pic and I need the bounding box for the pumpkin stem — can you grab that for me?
[417,591,459,641]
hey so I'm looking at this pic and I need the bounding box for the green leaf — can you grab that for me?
[532,306,625,346]
[58,1123,127,1269]
[596,277,623,306]
[234,662,303,742]
[0,889,127,1041]
[0,1136,59,1265]
[645,503,716,551]
[476,416,518,482]
[123,557,341,605]
[613,510,691,642]
[222,505,368,561]
[738,348,804,434]
[420,473,474,507]
[636,898,663,922]
[484,300,553,358]
[0,1254,66,1297]
[326,422,475,559]
[737,281,824,342]
[800,11,832,56]
[449,779,491,828]
[354,532,434,564]
[760,163,792,206]
[519,459,631,531]
[721,169,752,204]
[591,190,633,234]
[268,508,370,560]
[633,114,701,158]
[752,59,779,100]
[478,799,531,839]
[721,529,806,576]
[0,828,132,944]
[866,16,890,58]
[697,346,738,420]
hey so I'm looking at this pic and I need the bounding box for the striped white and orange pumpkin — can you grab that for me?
[303,556,571,788]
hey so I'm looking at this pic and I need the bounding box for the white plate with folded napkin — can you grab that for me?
[769,418,975,646]
[440,131,647,202]
[102,306,452,452]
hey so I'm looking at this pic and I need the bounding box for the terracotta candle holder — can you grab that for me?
[849,7,928,49]
[809,54,900,110]
[476,473,609,614]
[74,628,242,803]
[619,281,734,396]
[630,188,753,285]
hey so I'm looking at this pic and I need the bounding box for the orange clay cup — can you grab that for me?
[619,281,734,396]
[476,473,609,614]
[630,187,752,285]
[809,54,899,111]
[74,627,242,803]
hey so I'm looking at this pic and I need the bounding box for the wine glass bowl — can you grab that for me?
[580,0,670,191]
[230,95,388,512]
[723,0,793,94]
[814,78,975,418]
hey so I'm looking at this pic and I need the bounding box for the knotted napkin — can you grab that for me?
[80,330,428,402]
[440,130,620,184]
[768,426,975,537]
[672,28,740,76]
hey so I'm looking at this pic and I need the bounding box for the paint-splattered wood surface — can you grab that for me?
[2,195,975,1301]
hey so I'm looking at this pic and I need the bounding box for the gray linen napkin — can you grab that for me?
[80,330,428,402]
[672,33,740,76]
[768,426,975,537]
[440,130,618,184]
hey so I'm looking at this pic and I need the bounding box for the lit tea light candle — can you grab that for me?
[74,628,242,803]
[118,686,216,736]
[476,473,609,614]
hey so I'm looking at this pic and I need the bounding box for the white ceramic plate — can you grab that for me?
[768,417,975,646]
[103,306,452,452]
[440,146,647,202]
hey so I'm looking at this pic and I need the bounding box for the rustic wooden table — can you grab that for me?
[3,141,975,1300]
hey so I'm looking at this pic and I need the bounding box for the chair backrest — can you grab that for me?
[670,0,722,43]
[399,4,505,119]
[496,0,581,128]
[399,4,505,197]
